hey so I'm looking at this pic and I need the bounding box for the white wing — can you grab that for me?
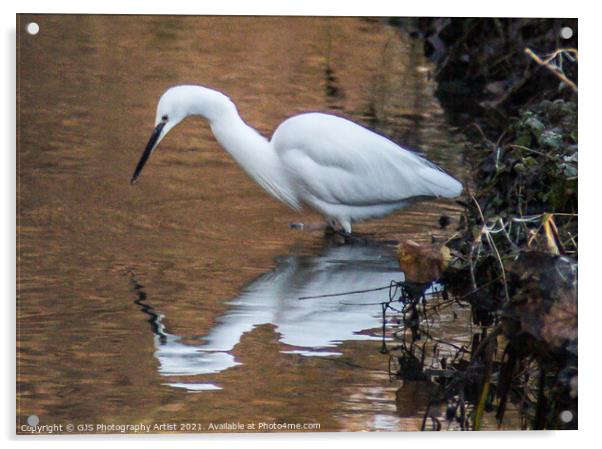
[271,113,462,207]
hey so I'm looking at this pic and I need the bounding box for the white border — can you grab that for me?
[6,0,581,16]
[3,1,599,448]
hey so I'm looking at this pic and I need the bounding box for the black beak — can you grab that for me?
[131,121,166,185]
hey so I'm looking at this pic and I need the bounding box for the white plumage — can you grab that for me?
[131,85,463,233]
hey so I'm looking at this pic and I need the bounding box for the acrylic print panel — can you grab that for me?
[16,14,577,434]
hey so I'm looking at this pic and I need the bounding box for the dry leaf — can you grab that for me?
[397,240,451,283]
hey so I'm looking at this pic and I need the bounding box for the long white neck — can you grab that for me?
[182,86,299,209]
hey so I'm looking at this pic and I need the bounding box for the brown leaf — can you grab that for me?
[397,240,451,283]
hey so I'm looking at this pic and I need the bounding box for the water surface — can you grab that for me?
[18,15,469,432]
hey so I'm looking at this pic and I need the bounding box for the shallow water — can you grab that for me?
[17,15,472,433]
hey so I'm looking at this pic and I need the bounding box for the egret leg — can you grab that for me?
[289,223,328,232]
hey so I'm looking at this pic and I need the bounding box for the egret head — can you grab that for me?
[130,87,193,184]
[131,85,237,184]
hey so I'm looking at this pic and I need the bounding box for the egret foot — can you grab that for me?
[332,229,368,244]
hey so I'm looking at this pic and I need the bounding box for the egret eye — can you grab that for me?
[161,115,168,122]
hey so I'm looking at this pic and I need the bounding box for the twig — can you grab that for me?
[524,47,577,93]
[471,324,503,361]
[298,284,397,300]
[465,122,494,147]
[542,48,578,65]
[454,275,504,302]
[470,194,511,303]
[508,144,558,160]
[494,67,533,107]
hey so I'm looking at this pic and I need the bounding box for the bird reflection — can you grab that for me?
[129,241,406,391]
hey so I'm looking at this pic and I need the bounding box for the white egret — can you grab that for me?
[131,85,463,234]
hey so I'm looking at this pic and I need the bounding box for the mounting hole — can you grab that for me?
[560,410,573,423]
[26,22,39,35]
[27,415,39,426]
[560,26,573,40]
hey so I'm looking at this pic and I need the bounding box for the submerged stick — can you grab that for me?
[298,284,396,300]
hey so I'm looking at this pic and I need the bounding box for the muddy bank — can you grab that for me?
[387,18,578,430]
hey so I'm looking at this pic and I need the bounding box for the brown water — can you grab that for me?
[17,15,473,433]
